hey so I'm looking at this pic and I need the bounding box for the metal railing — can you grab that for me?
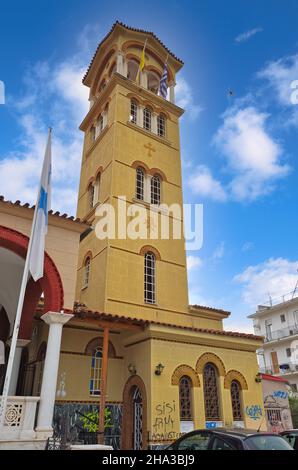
[260,362,298,375]
[264,325,298,342]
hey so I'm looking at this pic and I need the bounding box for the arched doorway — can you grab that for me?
[122,375,147,450]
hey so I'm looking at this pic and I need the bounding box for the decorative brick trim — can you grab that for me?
[122,375,148,450]
[224,370,248,390]
[0,225,64,338]
[171,364,200,387]
[139,245,161,260]
[196,352,226,376]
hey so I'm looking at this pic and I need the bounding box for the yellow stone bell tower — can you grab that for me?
[76,21,192,327]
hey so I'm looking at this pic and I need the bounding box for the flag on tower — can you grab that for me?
[136,40,147,82]
[159,61,168,99]
[29,128,52,281]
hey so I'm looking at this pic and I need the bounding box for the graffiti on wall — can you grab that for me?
[245,404,263,420]
[151,400,181,441]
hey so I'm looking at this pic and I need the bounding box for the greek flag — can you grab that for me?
[29,129,52,282]
[159,63,168,99]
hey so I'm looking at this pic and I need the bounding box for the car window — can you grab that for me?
[176,432,211,450]
[282,434,298,450]
[244,435,293,450]
[211,436,237,450]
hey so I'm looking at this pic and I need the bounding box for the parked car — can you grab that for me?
[280,430,298,450]
[166,428,293,450]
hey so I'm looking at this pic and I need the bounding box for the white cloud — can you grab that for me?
[235,27,263,43]
[176,77,203,120]
[258,54,298,107]
[234,257,298,307]
[187,255,203,270]
[0,30,92,216]
[214,106,290,201]
[212,241,225,260]
[188,165,227,201]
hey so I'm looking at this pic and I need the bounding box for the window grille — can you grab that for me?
[230,380,243,421]
[203,363,221,420]
[144,252,156,304]
[179,376,192,420]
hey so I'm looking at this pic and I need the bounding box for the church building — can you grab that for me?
[0,22,266,450]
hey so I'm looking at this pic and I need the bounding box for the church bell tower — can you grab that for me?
[76,21,191,327]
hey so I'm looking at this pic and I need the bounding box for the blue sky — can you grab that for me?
[1,0,298,331]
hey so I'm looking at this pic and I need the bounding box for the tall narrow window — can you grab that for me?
[143,107,152,131]
[157,114,166,137]
[83,256,91,288]
[144,252,156,304]
[96,115,104,137]
[203,363,221,421]
[136,167,144,200]
[94,173,101,203]
[179,376,192,420]
[89,347,102,396]
[88,183,95,209]
[130,99,138,124]
[230,380,243,421]
[151,174,161,205]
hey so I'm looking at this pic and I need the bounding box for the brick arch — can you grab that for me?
[224,370,248,390]
[148,168,167,182]
[84,336,116,358]
[0,225,64,339]
[139,245,161,261]
[131,161,150,172]
[171,364,200,387]
[122,375,148,450]
[196,352,226,376]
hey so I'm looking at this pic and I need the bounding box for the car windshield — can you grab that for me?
[244,435,293,450]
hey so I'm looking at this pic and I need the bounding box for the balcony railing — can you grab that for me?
[0,396,39,440]
[260,362,298,375]
[264,325,298,342]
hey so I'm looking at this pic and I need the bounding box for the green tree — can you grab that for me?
[80,408,112,432]
[289,395,298,428]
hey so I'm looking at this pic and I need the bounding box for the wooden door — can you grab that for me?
[271,351,279,374]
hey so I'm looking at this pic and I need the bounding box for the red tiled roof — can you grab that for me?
[70,304,263,341]
[83,20,184,84]
[0,195,88,225]
[190,304,231,316]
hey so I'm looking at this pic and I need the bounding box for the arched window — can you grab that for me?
[147,71,160,94]
[90,347,102,396]
[143,107,152,131]
[231,380,243,421]
[94,173,101,203]
[151,174,161,205]
[144,252,156,304]
[90,125,96,142]
[157,114,166,138]
[130,99,138,124]
[108,61,116,78]
[83,256,91,288]
[179,376,193,420]
[95,115,104,138]
[203,363,221,421]
[127,60,139,81]
[136,167,145,200]
[98,79,106,93]
[88,183,95,209]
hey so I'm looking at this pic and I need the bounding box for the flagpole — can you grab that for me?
[0,128,52,427]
